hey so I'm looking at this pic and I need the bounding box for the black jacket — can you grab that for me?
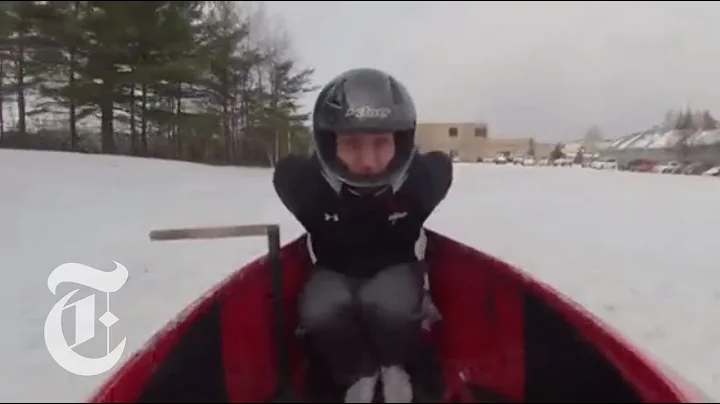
[273,151,452,278]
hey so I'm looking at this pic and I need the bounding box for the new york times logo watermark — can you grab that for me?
[44,262,129,376]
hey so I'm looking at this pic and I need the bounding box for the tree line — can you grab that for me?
[0,1,317,166]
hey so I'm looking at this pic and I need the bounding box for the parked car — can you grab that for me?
[655,161,681,174]
[594,158,618,170]
[625,159,656,172]
[522,157,536,166]
[493,154,509,164]
[552,158,573,167]
[590,158,609,169]
[701,166,720,177]
[669,163,690,174]
[682,162,713,175]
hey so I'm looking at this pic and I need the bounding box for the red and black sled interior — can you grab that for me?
[89,228,704,403]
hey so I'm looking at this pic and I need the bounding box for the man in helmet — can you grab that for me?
[273,68,452,403]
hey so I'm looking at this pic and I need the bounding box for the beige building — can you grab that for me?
[415,122,553,162]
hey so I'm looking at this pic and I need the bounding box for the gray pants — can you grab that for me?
[298,262,426,385]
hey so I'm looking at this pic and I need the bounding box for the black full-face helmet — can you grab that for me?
[311,67,417,193]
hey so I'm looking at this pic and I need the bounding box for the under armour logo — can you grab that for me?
[388,211,407,225]
[324,213,339,222]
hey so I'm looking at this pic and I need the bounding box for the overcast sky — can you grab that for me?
[263,1,720,141]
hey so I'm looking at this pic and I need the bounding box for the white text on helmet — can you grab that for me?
[345,106,392,119]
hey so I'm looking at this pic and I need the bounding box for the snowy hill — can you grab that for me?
[2,151,719,402]
[610,129,677,150]
[609,128,720,151]
[687,129,720,147]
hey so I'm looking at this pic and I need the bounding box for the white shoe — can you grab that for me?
[344,371,379,403]
[380,366,413,403]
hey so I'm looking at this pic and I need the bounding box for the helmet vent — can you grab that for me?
[325,80,347,110]
[389,78,404,105]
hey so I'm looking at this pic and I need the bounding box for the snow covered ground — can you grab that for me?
[2,150,718,402]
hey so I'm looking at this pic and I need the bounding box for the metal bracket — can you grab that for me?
[148,223,294,401]
[149,224,278,241]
